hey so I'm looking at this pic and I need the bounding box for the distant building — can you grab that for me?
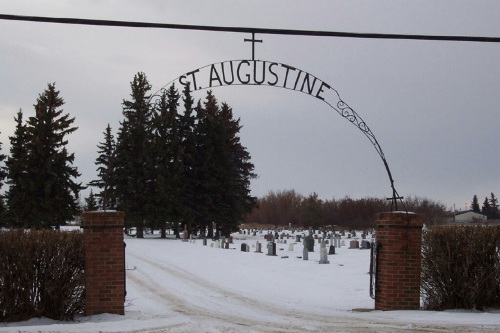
[453,210,487,223]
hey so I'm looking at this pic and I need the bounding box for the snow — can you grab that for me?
[1,230,499,333]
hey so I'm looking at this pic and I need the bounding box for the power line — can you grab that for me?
[1,13,500,43]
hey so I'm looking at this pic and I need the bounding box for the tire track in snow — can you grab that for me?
[127,251,497,333]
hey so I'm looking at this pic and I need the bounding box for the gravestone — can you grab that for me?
[224,242,229,249]
[302,244,308,260]
[296,235,301,242]
[255,241,262,253]
[361,240,371,249]
[319,240,330,264]
[329,245,335,255]
[349,240,359,249]
[288,243,294,251]
[241,243,248,252]
[267,242,277,256]
[305,228,315,252]
[215,240,221,248]
[182,225,189,242]
[203,238,207,246]
[228,236,233,244]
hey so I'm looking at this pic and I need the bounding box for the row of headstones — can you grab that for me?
[199,236,371,251]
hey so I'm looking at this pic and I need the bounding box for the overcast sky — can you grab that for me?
[0,1,499,211]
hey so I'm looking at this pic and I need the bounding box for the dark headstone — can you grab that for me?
[329,245,336,255]
[267,242,277,256]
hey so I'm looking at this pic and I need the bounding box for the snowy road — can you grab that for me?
[1,234,499,333]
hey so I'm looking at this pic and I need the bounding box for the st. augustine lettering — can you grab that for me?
[177,60,331,101]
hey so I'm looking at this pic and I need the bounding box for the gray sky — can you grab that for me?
[0,0,499,211]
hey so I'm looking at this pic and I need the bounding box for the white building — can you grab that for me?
[454,210,487,223]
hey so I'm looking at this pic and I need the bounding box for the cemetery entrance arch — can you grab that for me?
[156,59,402,208]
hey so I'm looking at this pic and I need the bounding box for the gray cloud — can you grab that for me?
[0,0,499,211]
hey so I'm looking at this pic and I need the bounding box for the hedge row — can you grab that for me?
[0,229,85,322]
[421,225,500,310]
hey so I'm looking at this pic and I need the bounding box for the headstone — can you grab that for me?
[319,240,330,264]
[203,238,207,246]
[224,242,229,249]
[306,236,315,252]
[228,236,233,244]
[182,225,189,242]
[267,242,277,256]
[361,240,371,249]
[255,241,262,253]
[295,235,302,242]
[349,240,359,249]
[241,243,248,252]
[215,240,221,248]
[302,245,308,260]
[288,243,294,251]
[329,245,336,255]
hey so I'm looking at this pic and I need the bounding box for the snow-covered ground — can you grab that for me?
[1,230,499,333]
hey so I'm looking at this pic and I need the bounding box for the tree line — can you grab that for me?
[0,73,257,237]
[245,189,448,229]
[470,193,499,219]
[89,72,257,238]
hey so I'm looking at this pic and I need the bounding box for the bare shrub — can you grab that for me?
[0,229,84,321]
[421,225,500,310]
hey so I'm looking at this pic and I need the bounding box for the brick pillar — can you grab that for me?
[375,212,423,311]
[82,211,125,316]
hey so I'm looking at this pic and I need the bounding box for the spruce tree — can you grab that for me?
[178,84,197,237]
[150,84,183,237]
[482,197,491,219]
[193,91,257,237]
[216,101,257,236]
[5,110,30,227]
[471,195,480,213]
[83,189,99,211]
[489,193,499,219]
[23,83,83,228]
[89,124,117,210]
[114,73,154,238]
[0,133,6,222]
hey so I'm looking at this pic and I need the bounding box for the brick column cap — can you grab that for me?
[376,211,423,228]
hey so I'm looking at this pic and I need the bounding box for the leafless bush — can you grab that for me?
[0,229,85,322]
[421,225,500,310]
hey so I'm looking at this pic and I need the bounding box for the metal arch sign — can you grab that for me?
[156,59,401,208]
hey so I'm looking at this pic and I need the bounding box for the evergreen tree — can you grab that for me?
[489,192,499,219]
[178,83,197,237]
[22,83,83,228]
[471,194,480,213]
[150,84,183,237]
[481,197,491,219]
[89,124,117,210]
[84,189,99,211]
[114,73,154,238]
[193,91,257,237]
[0,133,6,222]
[5,110,30,227]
